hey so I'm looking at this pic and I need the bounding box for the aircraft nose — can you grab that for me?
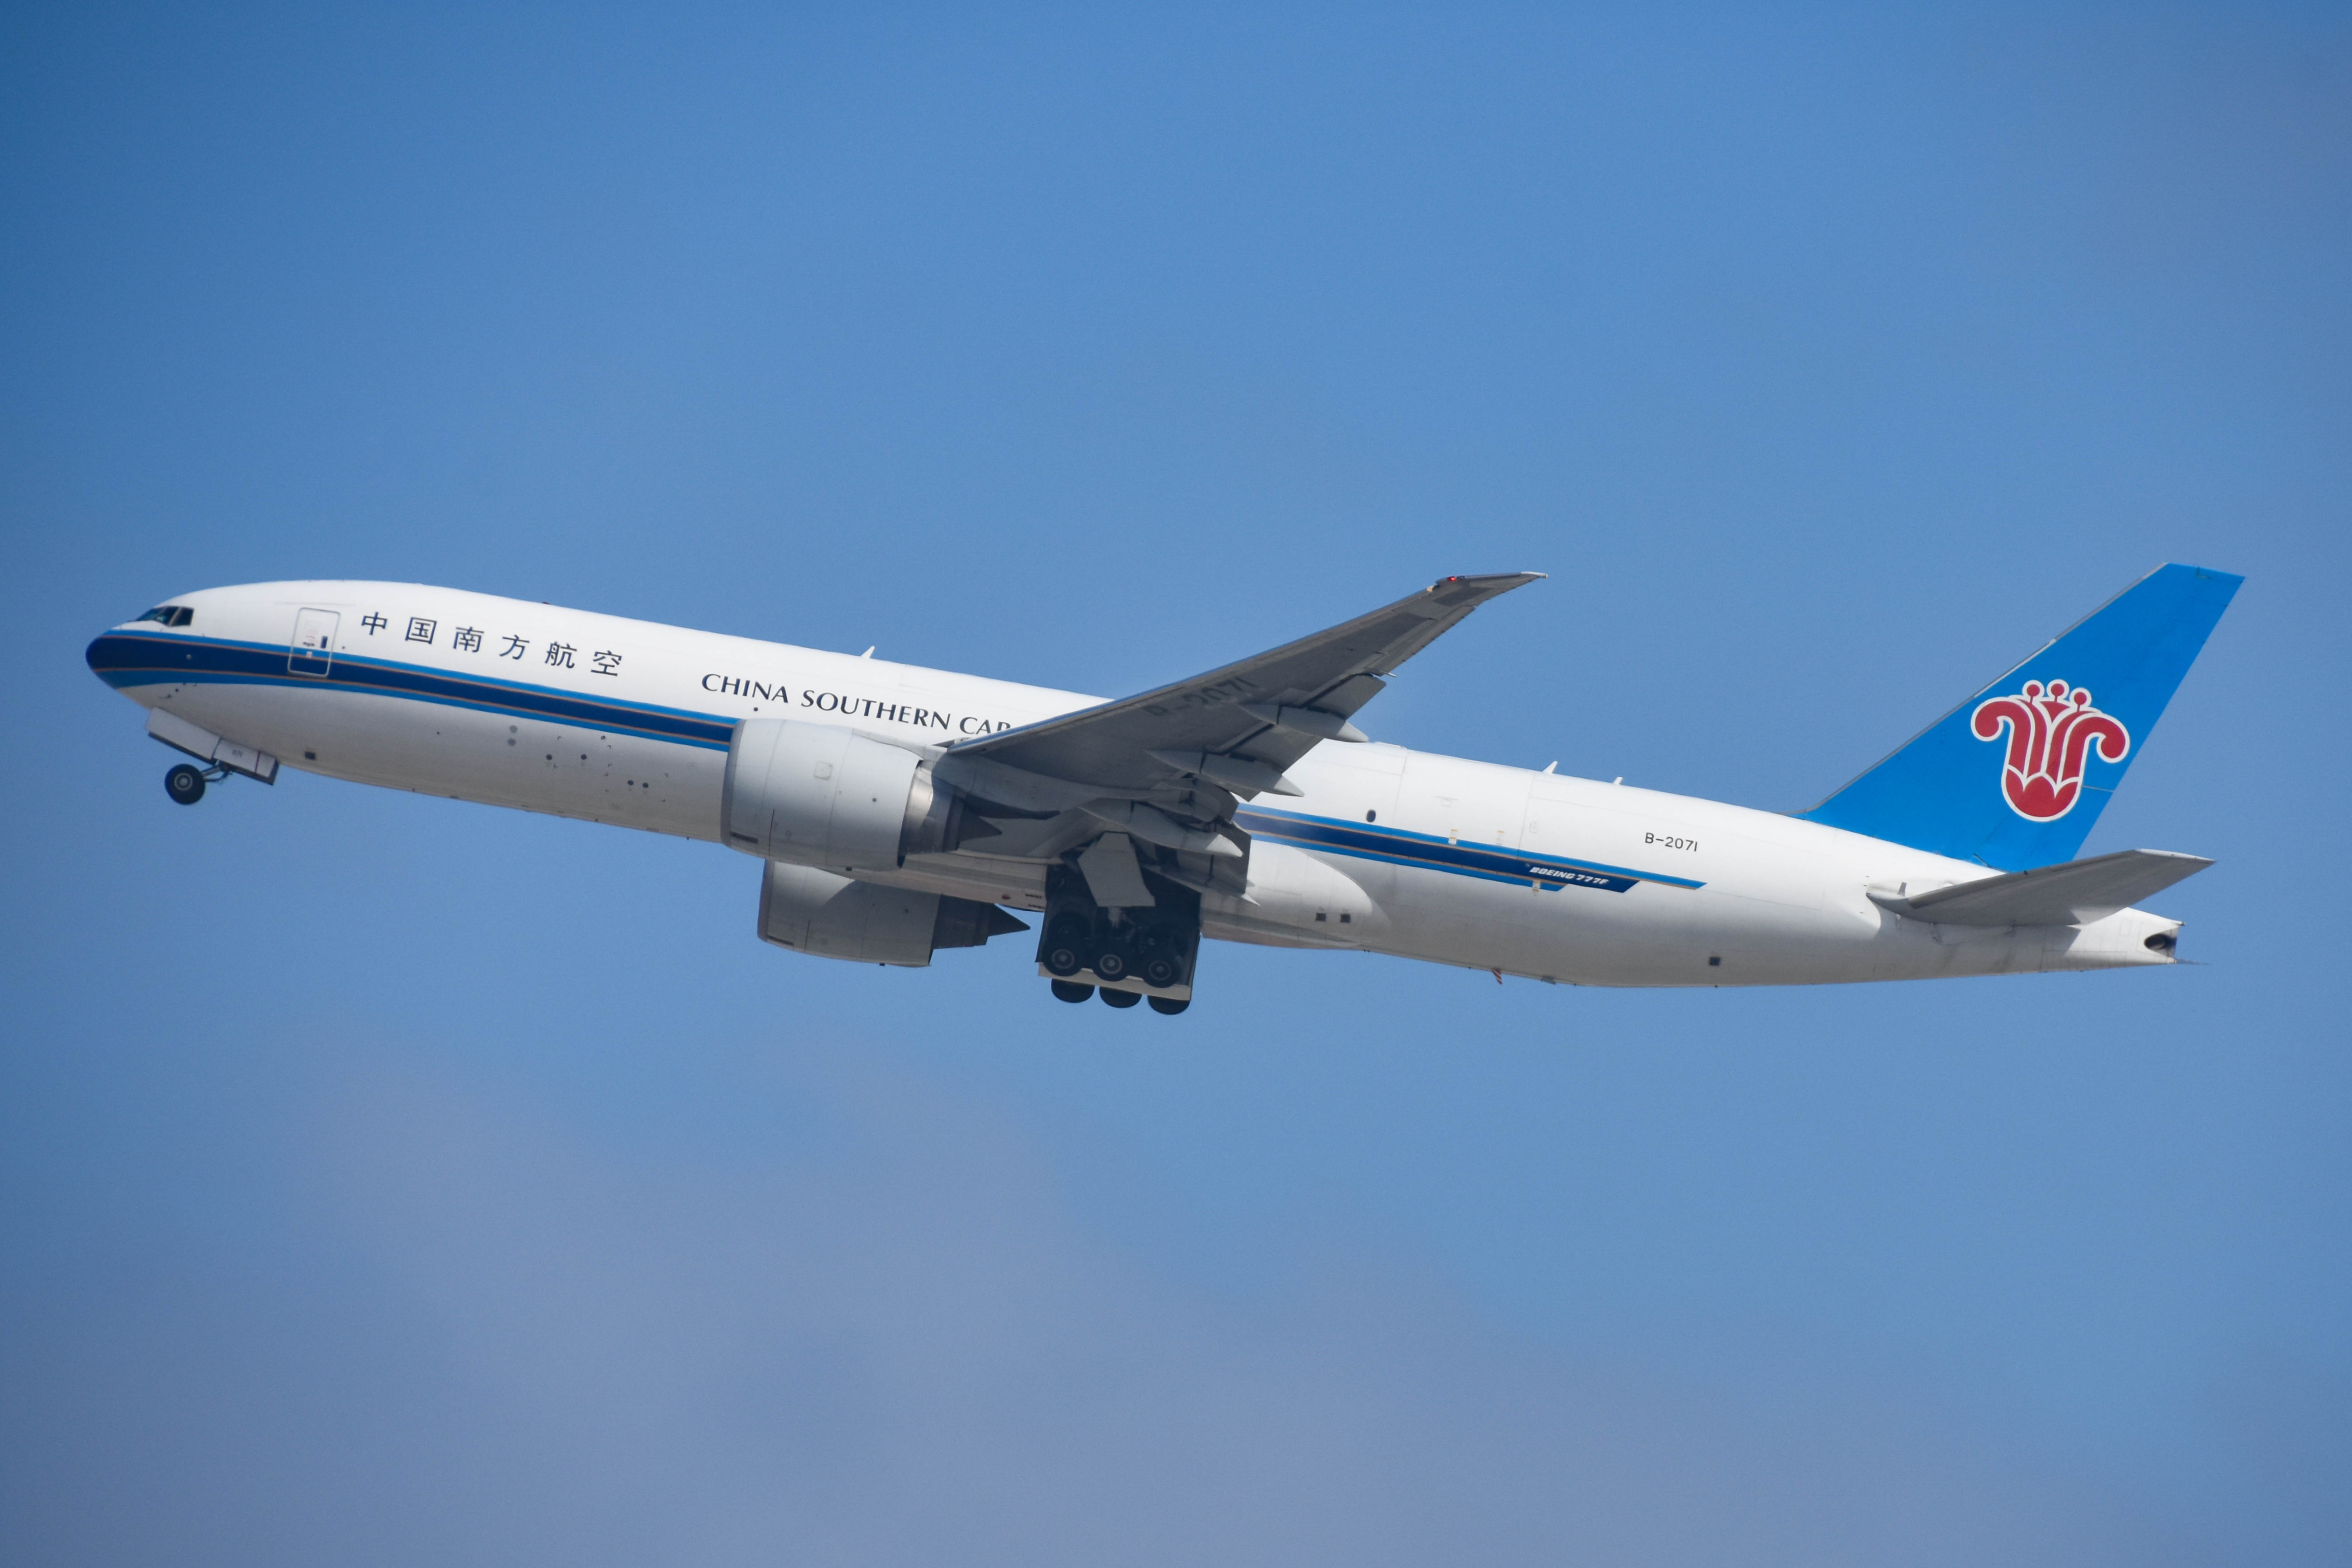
[87,631,123,684]
[86,627,160,690]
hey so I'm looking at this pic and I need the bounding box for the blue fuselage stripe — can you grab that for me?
[1236,807,1702,894]
[84,632,735,749]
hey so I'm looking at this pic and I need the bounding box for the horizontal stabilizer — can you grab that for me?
[1872,848,2212,927]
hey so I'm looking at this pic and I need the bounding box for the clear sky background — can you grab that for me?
[4,5,2347,1563]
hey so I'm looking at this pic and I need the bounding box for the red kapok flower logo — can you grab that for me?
[1971,679,2130,822]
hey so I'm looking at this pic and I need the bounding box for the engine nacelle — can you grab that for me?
[722,718,965,872]
[758,860,1028,967]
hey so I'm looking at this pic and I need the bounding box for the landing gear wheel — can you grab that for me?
[1044,943,1084,978]
[1148,996,1190,1016]
[1092,948,1129,982]
[165,764,206,805]
[1099,987,1141,1008]
[1141,956,1179,988]
[1049,979,1095,1004]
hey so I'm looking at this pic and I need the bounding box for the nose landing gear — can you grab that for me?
[164,762,222,805]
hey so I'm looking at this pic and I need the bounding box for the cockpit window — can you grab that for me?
[135,606,195,627]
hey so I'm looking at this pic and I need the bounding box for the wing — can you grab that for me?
[1871,848,2212,927]
[940,573,1542,805]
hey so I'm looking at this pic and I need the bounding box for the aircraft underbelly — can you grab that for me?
[136,681,724,840]
[1294,840,2160,987]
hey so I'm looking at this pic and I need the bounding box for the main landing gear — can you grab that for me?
[1047,979,1192,1015]
[164,762,227,805]
[1038,863,1201,1016]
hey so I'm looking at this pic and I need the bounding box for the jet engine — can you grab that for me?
[721,718,978,872]
[758,860,1028,967]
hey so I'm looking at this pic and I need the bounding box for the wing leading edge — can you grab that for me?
[942,572,1542,798]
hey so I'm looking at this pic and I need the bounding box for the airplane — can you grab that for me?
[85,564,2240,1014]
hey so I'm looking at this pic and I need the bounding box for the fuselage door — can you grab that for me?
[289,608,339,677]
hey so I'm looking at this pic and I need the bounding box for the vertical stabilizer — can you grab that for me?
[1798,563,2241,868]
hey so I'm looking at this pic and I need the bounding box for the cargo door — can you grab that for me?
[289,608,339,677]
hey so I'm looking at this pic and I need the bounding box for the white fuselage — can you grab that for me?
[93,582,2182,987]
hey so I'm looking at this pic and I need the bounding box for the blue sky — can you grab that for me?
[4,5,2347,1562]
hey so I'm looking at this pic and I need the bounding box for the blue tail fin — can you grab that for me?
[1798,563,2242,869]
